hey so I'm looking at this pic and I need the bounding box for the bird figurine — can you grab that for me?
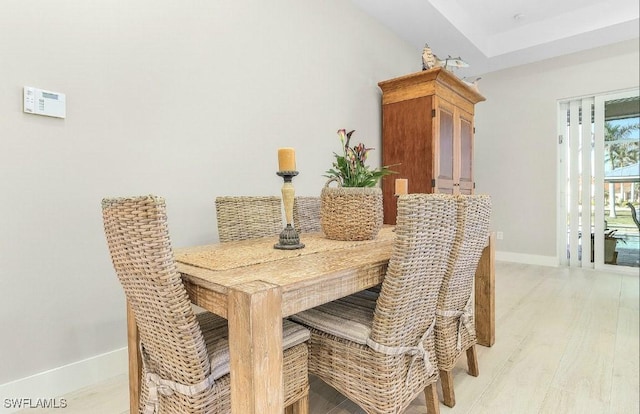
[462,77,482,93]
[422,44,438,70]
[442,56,469,70]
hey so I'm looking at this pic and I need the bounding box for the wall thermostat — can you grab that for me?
[23,86,66,118]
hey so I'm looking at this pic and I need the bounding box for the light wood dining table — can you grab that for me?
[126,227,495,414]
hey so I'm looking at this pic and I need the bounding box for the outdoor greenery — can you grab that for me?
[605,121,640,169]
[604,120,639,218]
[604,209,635,229]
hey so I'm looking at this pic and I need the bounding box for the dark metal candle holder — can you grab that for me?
[274,170,305,250]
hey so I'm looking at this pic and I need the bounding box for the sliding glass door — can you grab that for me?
[558,89,639,271]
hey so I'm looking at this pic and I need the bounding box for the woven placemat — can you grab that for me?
[175,227,395,272]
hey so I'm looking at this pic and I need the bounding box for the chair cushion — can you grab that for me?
[196,313,310,380]
[290,290,378,345]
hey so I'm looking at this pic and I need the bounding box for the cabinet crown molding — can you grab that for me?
[378,67,485,106]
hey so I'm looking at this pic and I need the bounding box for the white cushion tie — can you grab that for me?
[366,317,436,386]
[140,342,216,414]
[436,294,473,351]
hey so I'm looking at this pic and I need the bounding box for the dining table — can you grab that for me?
[125,226,495,414]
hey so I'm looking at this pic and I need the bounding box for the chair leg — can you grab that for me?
[424,382,440,414]
[466,345,479,377]
[288,394,309,414]
[440,369,455,407]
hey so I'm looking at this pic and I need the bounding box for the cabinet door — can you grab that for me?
[435,102,455,194]
[459,112,474,194]
[381,96,433,224]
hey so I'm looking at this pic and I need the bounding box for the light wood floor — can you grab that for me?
[19,262,639,414]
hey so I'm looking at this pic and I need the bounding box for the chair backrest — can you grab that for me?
[370,194,458,348]
[101,195,211,385]
[438,195,492,312]
[293,196,322,233]
[215,196,282,242]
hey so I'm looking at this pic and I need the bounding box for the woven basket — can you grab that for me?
[320,179,383,241]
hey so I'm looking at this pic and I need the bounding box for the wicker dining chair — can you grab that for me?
[434,194,491,408]
[215,196,282,242]
[102,195,310,413]
[293,196,322,233]
[291,194,459,414]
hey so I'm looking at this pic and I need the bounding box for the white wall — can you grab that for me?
[475,38,640,263]
[0,0,418,385]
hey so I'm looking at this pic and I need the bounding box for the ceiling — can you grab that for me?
[350,0,640,78]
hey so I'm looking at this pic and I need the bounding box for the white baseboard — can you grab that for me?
[0,347,127,413]
[496,251,559,267]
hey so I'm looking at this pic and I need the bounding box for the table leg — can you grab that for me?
[228,281,284,414]
[475,232,495,347]
[126,301,141,414]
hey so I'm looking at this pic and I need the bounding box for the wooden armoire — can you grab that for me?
[378,68,486,224]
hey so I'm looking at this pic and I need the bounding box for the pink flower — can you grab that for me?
[337,129,347,146]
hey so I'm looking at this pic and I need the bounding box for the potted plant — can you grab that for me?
[604,229,626,264]
[320,129,396,240]
[324,129,395,187]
